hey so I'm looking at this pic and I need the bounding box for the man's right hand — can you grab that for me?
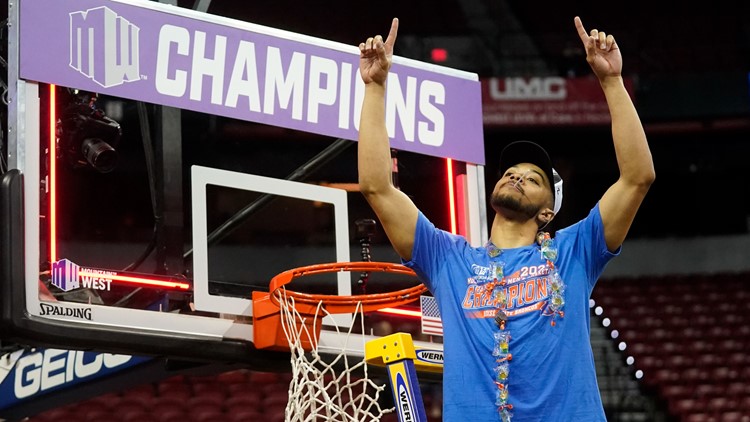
[359,18,399,86]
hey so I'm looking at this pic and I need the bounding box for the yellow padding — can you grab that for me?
[365,332,417,365]
[366,333,444,374]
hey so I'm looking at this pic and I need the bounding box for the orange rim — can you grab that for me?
[269,262,428,314]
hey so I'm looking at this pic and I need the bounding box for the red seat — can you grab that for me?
[725,381,748,397]
[666,314,690,327]
[660,383,692,400]
[77,401,111,422]
[708,325,732,338]
[687,341,714,354]
[644,368,678,386]
[649,328,672,340]
[636,354,662,371]
[718,313,744,326]
[226,392,262,408]
[153,406,189,422]
[630,342,655,355]
[684,413,718,422]
[116,396,149,413]
[83,409,112,421]
[121,408,151,422]
[153,393,188,407]
[192,381,225,394]
[263,389,290,408]
[726,352,748,366]
[190,407,225,422]
[717,339,744,352]
[217,369,249,384]
[739,366,750,380]
[226,408,263,422]
[158,382,193,401]
[31,408,78,421]
[659,341,683,354]
[669,397,697,417]
[123,382,156,396]
[380,413,400,422]
[718,411,747,422]
[84,392,121,410]
[665,354,690,368]
[712,366,740,382]
[696,353,722,367]
[249,371,281,384]
[189,403,223,416]
[262,405,287,422]
[681,367,710,382]
[161,375,188,384]
[693,383,723,398]
[693,314,717,326]
[707,396,738,413]
[188,391,225,408]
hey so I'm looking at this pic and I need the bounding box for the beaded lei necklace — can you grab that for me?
[484,231,566,422]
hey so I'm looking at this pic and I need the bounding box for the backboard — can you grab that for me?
[3,0,486,366]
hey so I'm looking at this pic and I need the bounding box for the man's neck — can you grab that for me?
[489,213,538,249]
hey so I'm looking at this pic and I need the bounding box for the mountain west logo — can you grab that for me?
[69,6,141,87]
[51,259,114,292]
[51,259,80,292]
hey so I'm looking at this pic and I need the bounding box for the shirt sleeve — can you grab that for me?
[401,211,458,293]
[557,202,620,289]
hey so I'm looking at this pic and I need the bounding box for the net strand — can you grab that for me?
[277,287,393,421]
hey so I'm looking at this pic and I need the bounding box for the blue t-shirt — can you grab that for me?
[403,204,618,422]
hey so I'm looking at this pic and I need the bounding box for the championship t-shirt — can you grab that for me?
[403,204,618,422]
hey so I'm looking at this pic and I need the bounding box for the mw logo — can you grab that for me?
[69,6,141,87]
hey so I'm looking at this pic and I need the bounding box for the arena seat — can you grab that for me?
[593,272,750,420]
[226,408,263,422]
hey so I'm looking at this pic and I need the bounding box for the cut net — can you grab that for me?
[277,287,394,421]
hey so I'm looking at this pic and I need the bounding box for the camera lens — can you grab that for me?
[81,138,117,173]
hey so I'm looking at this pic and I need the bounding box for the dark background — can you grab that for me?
[5,0,750,264]
[176,0,750,240]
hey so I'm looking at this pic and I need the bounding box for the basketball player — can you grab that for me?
[357,16,654,421]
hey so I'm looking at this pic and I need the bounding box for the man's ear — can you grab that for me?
[537,208,555,226]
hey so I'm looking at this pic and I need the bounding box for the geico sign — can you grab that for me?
[13,349,133,399]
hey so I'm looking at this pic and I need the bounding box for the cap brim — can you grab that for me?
[498,140,555,203]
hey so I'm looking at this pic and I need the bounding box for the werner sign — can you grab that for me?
[482,76,635,126]
[19,0,484,164]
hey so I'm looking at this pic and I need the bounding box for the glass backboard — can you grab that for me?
[4,0,485,365]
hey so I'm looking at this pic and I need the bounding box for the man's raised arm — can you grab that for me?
[575,16,655,251]
[358,18,419,260]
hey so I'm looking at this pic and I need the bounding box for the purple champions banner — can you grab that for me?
[19,0,485,165]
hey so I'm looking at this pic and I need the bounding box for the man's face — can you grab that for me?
[490,163,552,219]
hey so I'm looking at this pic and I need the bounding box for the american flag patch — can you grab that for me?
[420,295,443,336]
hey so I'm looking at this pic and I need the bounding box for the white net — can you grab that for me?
[276,288,394,421]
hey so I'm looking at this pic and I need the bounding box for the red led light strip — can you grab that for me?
[376,307,422,318]
[446,158,457,234]
[378,159,459,318]
[77,270,191,290]
[49,85,57,263]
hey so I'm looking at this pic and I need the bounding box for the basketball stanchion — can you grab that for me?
[365,333,444,422]
[251,261,428,421]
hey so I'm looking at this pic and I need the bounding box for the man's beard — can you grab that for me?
[490,191,540,220]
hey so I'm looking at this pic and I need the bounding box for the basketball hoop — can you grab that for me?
[253,261,426,351]
[251,261,427,421]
